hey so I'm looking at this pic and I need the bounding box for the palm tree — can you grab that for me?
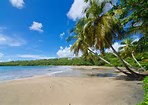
[83,0,140,77]
[119,38,134,58]
[119,38,144,70]
[135,35,148,53]
[67,18,130,75]
[69,0,148,79]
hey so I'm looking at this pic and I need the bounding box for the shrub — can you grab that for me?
[137,77,148,105]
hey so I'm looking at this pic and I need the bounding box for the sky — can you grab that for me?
[0,0,77,61]
[0,0,139,62]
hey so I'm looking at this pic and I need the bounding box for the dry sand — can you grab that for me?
[0,75,144,105]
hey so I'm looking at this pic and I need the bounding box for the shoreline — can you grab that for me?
[0,66,120,83]
[0,66,144,105]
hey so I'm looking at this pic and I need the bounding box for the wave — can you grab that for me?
[47,69,72,76]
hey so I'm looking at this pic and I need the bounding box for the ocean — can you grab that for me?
[0,66,73,82]
[0,66,116,82]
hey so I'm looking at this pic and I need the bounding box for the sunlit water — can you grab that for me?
[0,66,117,82]
[0,66,72,82]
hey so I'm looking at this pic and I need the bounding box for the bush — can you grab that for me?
[137,77,148,105]
[95,60,105,66]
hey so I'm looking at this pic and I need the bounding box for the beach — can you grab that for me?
[0,66,144,105]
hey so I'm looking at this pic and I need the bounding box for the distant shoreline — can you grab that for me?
[0,53,147,70]
[0,66,119,83]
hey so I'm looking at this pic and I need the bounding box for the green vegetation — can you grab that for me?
[0,0,147,79]
[117,0,147,36]
[0,58,93,66]
[67,0,148,79]
[0,0,146,73]
[119,38,145,70]
[0,52,147,70]
[0,0,145,78]
[138,77,148,105]
[135,35,148,53]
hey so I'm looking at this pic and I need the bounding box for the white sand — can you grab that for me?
[0,75,144,105]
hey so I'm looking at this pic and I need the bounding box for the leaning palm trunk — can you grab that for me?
[88,49,131,76]
[112,52,139,71]
[112,53,133,68]
[131,52,145,71]
[105,38,148,79]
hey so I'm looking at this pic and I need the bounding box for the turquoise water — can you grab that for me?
[0,66,72,81]
[0,66,117,82]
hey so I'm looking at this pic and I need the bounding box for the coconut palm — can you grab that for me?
[119,38,144,70]
[135,35,148,53]
[70,0,148,79]
[83,0,139,76]
[119,38,134,58]
[67,18,130,75]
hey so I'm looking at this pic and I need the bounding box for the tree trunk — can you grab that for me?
[98,55,131,76]
[131,52,145,70]
[105,38,147,79]
[112,52,139,71]
[88,49,131,76]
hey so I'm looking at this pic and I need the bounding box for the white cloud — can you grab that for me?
[0,54,52,62]
[29,21,44,33]
[105,42,121,53]
[60,32,65,39]
[9,0,25,9]
[57,45,82,58]
[57,45,74,58]
[67,0,88,21]
[103,3,113,14]
[67,0,118,21]
[0,34,25,47]
[133,38,140,42]
[103,0,118,14]
[17,54,52,60]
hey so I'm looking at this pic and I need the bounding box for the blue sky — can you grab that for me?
[0,0,121,62]
[0,0,84,61]
[0,0,140,61]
